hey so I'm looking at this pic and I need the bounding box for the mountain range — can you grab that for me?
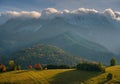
[0,8,120,64]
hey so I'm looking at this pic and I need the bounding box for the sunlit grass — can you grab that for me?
[85,66,120,84]
[0,69,99,84]
[1,67,120,84]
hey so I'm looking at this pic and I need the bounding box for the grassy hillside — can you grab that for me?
[85,66,120,84]
[1,66,120,84]
[0,69,99,84]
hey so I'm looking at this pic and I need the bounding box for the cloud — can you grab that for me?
[104,9,116,20]
[41,8,59,19]
[40,8,99,19]
[0,11,41,25]
[40,8,120,23]
[1,11,41,18]
[0,8,120,25]
[71,8,98,14]
[103,9,120,21]
[42,8,58,14]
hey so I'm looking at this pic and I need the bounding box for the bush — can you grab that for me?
[107,73,113,80]
[34,64,43,70]
[28,65,33,70]
[76,62,104,72]
[0,64,6,72]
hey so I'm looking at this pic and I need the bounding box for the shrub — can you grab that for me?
[34,64,43,70]
[28,65,33,70]
[107,73,113,80]
[0,64,6,72]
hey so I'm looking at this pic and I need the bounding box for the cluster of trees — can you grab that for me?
[76,62,104,72]
[0,60,21,72]
[0,60,70,73]
[0,60,44,73]
[76,57,118,72]
[8,60,21,71]
[28,64,70,70]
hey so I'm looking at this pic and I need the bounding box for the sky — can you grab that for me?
[0,0,120,12]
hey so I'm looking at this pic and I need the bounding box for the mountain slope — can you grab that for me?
[10,44,82,68]
[0,18,71,54]
[0,16,119,64]
[0,16,118,54]
[39,32,115,63]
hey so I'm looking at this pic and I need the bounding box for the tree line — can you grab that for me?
[76,57,117,72]
[0,60,70,73]
[0,57,118,73]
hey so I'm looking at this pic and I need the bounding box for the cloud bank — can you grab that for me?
[1,11,41,18]
[0,8,120,25]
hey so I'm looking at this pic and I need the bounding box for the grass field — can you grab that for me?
[0,66,120,84]
[85,66,120,84]
[0,69,99,84]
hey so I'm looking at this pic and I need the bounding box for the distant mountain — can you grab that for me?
[39,32,115,63]
[10,44,82,68]
[0,14,119,64]
[1,8,120,54]
[0,18,70,54]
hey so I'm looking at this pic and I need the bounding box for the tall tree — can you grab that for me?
[8,60,16,71]
[110,58,117,66]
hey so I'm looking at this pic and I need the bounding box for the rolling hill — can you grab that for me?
[0,66,120,84]
[85,66,120,84]
[0,69,99,84]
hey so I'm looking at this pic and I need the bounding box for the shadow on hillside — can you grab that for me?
[99,80,120,84]
[49,69,101,84]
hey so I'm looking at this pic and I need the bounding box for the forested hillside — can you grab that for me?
[9,44,83,68]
